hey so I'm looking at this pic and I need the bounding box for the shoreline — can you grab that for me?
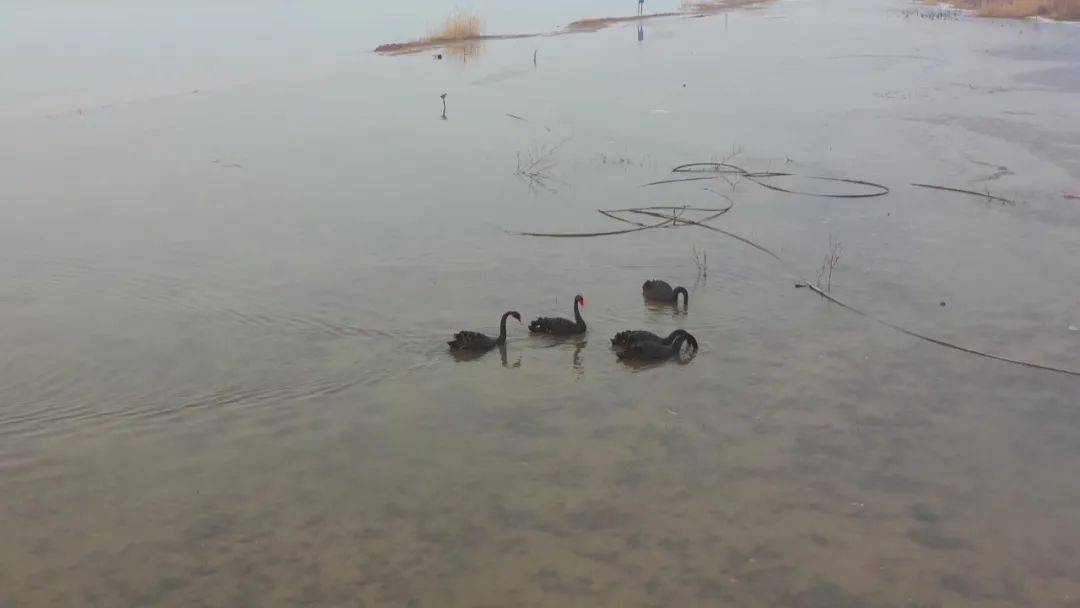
[923,0,1080,21]
[374,0,771,55]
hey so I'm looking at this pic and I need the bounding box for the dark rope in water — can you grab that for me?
[912,183,1016,205]
[642,175,722,187]
[747,174,890,198]
[803,283,1080,378]
[509,203,733,238]
[657,162,891,198]
[510,221,669,238]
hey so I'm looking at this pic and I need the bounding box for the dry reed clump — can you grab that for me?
[375,11,484,55]
[424,11,484,43]
[929,0,1080,20]
[682,0,772,13]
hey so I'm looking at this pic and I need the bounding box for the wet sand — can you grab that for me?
[2,0,1080,606]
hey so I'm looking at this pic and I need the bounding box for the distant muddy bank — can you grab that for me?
[926,0,1080,20]
[374,0,772,55]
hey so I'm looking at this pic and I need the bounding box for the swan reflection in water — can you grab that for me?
[449,342,522,368]
[501,344,522,368]
[572,339,586,379]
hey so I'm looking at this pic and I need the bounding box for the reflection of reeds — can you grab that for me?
[442,40,485,61]
[928,0,1080,20]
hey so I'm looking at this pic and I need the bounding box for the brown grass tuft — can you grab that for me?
[374,11,485,55]
[425,11,484,42]
[928,0,1080,20]
[567,14,678,31]
[682,0,773,13]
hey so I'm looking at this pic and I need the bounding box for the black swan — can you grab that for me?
[642,280,689,306]
[611,329,689,348]
[448,311,522,351]
[617,331,698,361]
[528,295,586,335]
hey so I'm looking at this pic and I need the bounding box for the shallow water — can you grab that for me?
[2,0,1080,606]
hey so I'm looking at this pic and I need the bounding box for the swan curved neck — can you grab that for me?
[498,312,513,343]
[573,299,585,329]
[671,334,684,352]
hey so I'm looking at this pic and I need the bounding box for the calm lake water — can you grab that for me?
[2,0,1080,605]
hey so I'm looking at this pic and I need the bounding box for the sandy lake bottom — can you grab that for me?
[1,0,1080,605]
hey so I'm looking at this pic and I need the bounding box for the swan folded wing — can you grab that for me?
[642,280,674,299]
[617,341,670,360]
[618,332,697,360]
[612,329,662,346]
[448,330,492,350]
[642,279,670,291]
[529,316,579,334]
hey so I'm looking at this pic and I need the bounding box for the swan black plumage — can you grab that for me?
[528,295,586,335]
[448,311,522,351]
[611,329,689,348]
[642,280,689,306]
[617,331,698,361]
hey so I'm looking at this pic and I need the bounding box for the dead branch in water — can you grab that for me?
[816,236,842,293]
[692,245,708,278]
[514,139,565,192]
[647,162,890,198]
